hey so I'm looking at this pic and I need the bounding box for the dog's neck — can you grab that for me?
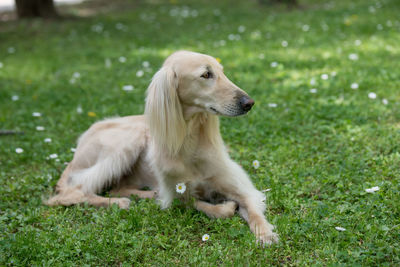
[179,111,223,155]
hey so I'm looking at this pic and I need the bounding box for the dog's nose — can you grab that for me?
[239,96,255,112]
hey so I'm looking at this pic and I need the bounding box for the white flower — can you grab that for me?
[136,70,144,77]
[310,88,317,93]
[0,62,3,68]
[71,148,77,152]
[238,25,246,33]
[32,112,41,117]
[142,61,150,68]
[8,47,15,54]
[365,186,379,193]
[76,106,83,114]
[351,83,359,89]
[105,58,112,68]
[331,71,337,77]
[44,138,52,143]
[176,183,186,194]
[310,78,316,85]
[302,24,310,31]
[122,85,134,91]
[119,56,127,63]
[348,53,359,61]
[377,24,383,30]
[258,53,265,59]
[12,95,19,101]
[382,99,388,105]
[15,148,23,154]
[252,160,260,169]
[73,72,81,78]
[268,103,277,108]
[281,40,288,47]
[321,74,329,80]
[270,62,278,68]
[335,226,346,231]
[354,39,362,46]
[49,154,58,159]
[202,234,210,241]
[36,126,45,131]
[368,92,377,99]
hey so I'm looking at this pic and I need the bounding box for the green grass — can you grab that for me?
[1,0,400,265]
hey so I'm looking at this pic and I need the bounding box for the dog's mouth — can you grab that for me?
[209,106,219,114]
[208,106,249,117]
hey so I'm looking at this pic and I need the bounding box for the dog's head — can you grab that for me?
[145,51,254,154]
[161,51,254,117]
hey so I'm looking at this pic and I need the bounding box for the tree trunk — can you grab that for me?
[15,0,59,19]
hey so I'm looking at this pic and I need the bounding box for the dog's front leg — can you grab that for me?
[211,161,279,245]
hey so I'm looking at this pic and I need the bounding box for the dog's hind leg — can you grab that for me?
[46,187,131,209]
[110,186,157,199]
[194,200,237,218]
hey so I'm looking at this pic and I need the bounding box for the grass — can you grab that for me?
[1,0,400,265]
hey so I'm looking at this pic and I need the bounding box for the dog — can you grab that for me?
[46,51,278,245]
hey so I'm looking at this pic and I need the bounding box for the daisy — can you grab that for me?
[105,58,112,68]
[252,160,260,169]
[268,103,277,108]
[270,62,278,68]
[176,183,186,194]
[382,99,388,105]
[238,25,246,33]
[310,88,317,93]
[0,62,3,68]
[76,106,83,114]
[12,95,19,101]
[302,24,310,31]
[348,53,359,61]
[8,47,15,54]
[142,61,150,68]
[321,74,329,80]
[351,83,359,89]
[122,85,134,91]
[44,138,52,143]
[335,226,346,231]
[32,112,41,117]
[73,72,81,78]
[136,70,144,77]
[368,92,377,99]
[202,234,210,241]
[15,148,24,154]
[119,56,127,63]
[354,40,362,46]
[310,78,316,85]
[36,126,45,131]
[281,40,288,47]
[365,186,379,193]
[49,154,58,159]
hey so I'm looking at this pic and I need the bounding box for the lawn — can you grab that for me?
[1,0,400,265]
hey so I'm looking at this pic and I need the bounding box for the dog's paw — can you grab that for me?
[256,229,279,246]
[223,201,238,217]
[141,190,157,199]
[116,197,131,209]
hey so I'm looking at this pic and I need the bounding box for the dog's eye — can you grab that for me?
[201,71,212,79]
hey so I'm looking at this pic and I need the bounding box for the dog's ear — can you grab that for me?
[145,66,186,156]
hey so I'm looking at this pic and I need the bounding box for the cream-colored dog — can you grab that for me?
[46,51,278,245]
